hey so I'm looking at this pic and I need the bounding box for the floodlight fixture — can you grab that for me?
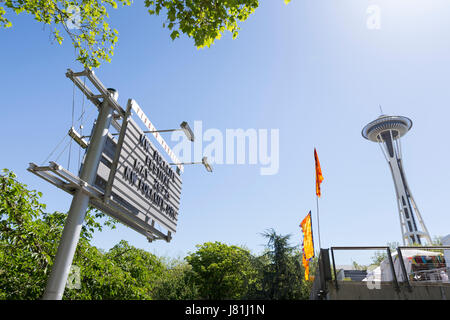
[202,156,213,173]
[169,156,213,173]
[180,121,195,142]
[68,127,89,149]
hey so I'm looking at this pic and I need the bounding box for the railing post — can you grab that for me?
[386,247,400,292]
[330,247,338,290]
[396,247,412,291]
[321,249,332,299]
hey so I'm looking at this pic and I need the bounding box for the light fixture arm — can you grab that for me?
[103,128,178,137]
[143,128,182,134]
[104,121,195,142]
[169,161,201,166]
[170,156,212,172]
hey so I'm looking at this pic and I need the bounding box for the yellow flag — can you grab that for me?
[300,211,314,280]
[301,212,314,260]
[302,254,310,281]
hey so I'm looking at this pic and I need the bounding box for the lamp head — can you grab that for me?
[180,121,195,142]
[107,88,119,101]
[202,156,213,173]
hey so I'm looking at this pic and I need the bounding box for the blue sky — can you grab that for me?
[1,0,450,265]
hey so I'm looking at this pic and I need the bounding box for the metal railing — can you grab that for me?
[330,246,399,291]
[328,245,450,293]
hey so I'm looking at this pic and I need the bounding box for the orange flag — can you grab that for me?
[300,211,314,280]
[314,148,324,197]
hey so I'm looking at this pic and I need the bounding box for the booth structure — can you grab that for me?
[443,235,450,272]
[363,249,448,283]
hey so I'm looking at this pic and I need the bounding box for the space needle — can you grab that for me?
[362,115,432,245]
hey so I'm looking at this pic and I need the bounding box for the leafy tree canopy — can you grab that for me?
[0,0,131,68]
[185,241,258,299]
[0,0,291,68]
[152,258,199,300]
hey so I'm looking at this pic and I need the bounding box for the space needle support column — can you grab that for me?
[42,90,117,300]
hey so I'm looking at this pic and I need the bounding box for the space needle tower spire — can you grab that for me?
[362,114,432,245]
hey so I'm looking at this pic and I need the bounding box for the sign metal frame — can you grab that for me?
[28,69,183,242]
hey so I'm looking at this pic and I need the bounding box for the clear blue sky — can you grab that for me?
[1,0,450,265]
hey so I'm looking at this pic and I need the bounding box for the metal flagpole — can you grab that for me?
[42,89,118,300]
[316,195,322,249]
[313,147,323,250]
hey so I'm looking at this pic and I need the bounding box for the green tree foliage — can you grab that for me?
[63,240,147,299]
[249,229,310,299]
[185,241,258,299]
[351,261,368,271]
[0,169,53,299]
[370,242,402,266]
[0,0,131,68]
[152,258,199,299]
[0,0,291,68]
[105,240,165,297]
[144,0,259,48]
[0,169,161,299]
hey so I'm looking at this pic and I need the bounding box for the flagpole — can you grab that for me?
[316,195,322,249]
[314,147,323,250]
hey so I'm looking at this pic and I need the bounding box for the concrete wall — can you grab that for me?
[327,281,450,300]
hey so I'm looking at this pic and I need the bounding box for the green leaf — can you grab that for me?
[170,30,179,40]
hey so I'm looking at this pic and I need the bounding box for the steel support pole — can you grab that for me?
[42,90,117,300]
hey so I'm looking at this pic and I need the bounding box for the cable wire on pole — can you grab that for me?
[55,139,73,163]
[68,75,76,171]
[78,76,86,171]
[41,134,69,166]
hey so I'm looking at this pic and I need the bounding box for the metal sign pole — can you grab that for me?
[42,90,117,300]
